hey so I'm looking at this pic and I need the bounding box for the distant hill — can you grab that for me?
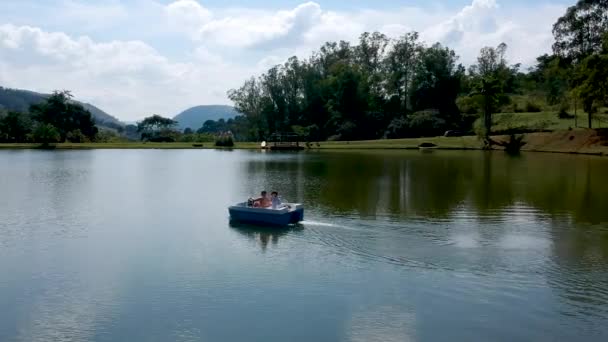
[0,87,122,127]
[173,105,238,130]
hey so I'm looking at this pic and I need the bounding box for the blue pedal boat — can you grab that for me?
[228,202,304,226]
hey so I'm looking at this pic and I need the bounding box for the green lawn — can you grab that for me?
[489,111,608,133]
[313,136,482,149]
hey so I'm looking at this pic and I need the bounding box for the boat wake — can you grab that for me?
[296,220,437,269]
[300,220,344,228]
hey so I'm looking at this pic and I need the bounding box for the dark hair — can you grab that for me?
[271,191,278,196]
[261,191,267,196]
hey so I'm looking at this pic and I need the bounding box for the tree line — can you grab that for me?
[0,91,98,144]
[223,0,608,143]
[2,0,606,145]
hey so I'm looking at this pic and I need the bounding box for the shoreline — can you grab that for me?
[1,130,606,156]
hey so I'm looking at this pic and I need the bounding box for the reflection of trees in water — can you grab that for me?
[240,151,608,223]
[241,154,306,202]
[547,160,608,318]
[240,151,608,251]
[238,151,608,317]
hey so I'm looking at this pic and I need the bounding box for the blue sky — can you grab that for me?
[0,0,572,120]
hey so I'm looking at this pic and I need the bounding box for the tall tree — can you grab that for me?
[531,54,572,105]
[385,32,421,112]
[228,78,269,140]
[552,0,608,62]
[469,43,510,143]
[573,34,608,128]
[0,111,31,142]
[356,32,389,109]
[411,43,464,127]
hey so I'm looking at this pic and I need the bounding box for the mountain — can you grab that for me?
[0,86,122,127]
[173,105,239,130]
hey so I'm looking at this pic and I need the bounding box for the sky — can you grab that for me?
[0,0,572,121]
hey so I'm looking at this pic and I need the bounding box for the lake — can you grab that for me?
[1,149,607,342]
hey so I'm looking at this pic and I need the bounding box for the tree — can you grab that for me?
[469,43,511,143]
[137,114,177,133]
[29,90,98,142]
[356,32,389,102]
[531,54,572,105]
[385,32,421,112]
[0,111,31,142]
[573,51,608,128]
[228,78,269,140]
[552,0,608,62]
[183,127,193,135]
[411,43,464,128]
[322,62,370,140]
[137,114,178,142]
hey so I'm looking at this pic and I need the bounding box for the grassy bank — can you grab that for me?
[0,142,261,150]
[0,136,481,151]
[1,129,607,156]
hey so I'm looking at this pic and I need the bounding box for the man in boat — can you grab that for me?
[253,191,272,208]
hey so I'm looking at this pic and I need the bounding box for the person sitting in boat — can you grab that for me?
[253,191,272,208]
[271,191,282,209]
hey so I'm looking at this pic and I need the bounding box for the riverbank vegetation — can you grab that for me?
[1,0,607,148]
[220,0,608,144]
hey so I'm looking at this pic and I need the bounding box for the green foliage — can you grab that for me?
[29,90,98,142]
[456,96,481,115]
[66,129,87,143]
[215,132,234,147]
[552,0,608,61]
[95,129,122,143]
[0,111,31,142]
[573,52,608,128]
[525,101,543,113]
[32,123,60,144]
[468,43,515,141]
[138,114,178,141]
[0,87,121,131]
[137,114,177,133]
[407,110,447,137]
[228,30,466,141]
[411,43,464,127]
[178,133,215,143]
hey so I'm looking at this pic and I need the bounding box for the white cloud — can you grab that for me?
[195,2,323,49]
[0,0,568,121]
[166,0,212,35]
[0,24,245,120]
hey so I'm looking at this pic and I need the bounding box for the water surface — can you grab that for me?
[1,149,607,341]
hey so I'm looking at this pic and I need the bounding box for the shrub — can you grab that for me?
[215,132,234,147]
[384,116,409,139]
[525,101,542,113]
[456,96,480,115]
[32,123,60,144]
[66,129,86,143]
[407,109,446,137]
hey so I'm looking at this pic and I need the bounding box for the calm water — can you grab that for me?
[1,149,608,342]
